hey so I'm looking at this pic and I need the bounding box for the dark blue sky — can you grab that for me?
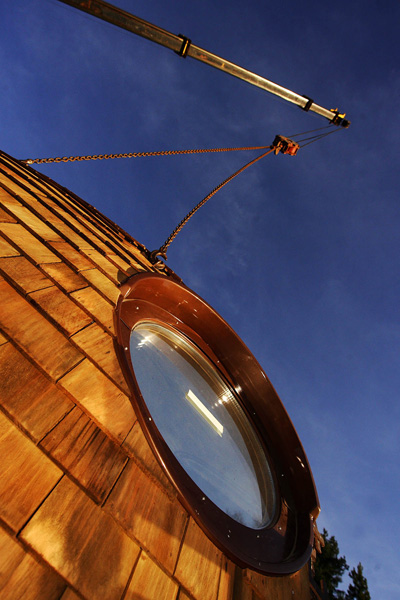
[2,1,399,597]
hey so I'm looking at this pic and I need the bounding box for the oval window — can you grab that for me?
[115,272,319,575]
[130,322,276,529]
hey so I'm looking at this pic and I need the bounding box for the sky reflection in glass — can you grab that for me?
[130,322,276,529]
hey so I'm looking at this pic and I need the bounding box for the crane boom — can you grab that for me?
[57,0,350,128]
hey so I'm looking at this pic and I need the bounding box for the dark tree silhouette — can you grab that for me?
[314,529,349,599]
[346,563,371,600]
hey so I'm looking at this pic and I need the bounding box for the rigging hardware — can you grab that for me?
[57,0,350,128]
[21,145,271,166]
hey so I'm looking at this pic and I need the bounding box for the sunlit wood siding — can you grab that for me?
[0,150,311,599]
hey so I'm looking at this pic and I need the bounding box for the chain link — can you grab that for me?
[151,148,274,262]
[23,145,272,165]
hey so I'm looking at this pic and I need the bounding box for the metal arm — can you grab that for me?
[57,0,350,127]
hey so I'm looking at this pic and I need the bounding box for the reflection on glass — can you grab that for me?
[130,322,276,529]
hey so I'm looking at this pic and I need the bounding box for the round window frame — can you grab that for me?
[115,272,319,575]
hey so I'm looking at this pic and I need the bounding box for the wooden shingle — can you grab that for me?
[0,277,83,380]
[0,256,53,293]
[28,285,93,336]
[1,203,63,242]
[125,552,179,600]
[48,241,93,271]
[0,223,61,264]
[70,286,115,332]
[71,322,129,393]
[40,262,88,293]
[106,459,188,574]
[0,411,62,531]
[0,528,66,600]
[218,558,235,600]
[0,234,21,257]
[58,358,135,442]
[174,518,222,600]
[20,476,140,600]
[40,406,127,504]
[0,206,17,223]
[122,420,175,496]
[0,342,73,441]
[79,267,121,304]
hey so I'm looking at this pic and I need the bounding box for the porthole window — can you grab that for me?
[130,321,276,529]
[115,272,319,575]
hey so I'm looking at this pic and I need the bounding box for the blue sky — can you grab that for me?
[2,1,399,597]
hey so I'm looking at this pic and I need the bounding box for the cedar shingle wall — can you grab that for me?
[0,151,310,599]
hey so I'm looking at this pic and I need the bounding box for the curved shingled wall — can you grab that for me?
[0,150,312,600]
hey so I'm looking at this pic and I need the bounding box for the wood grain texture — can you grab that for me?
[80,248,123,283]
[0,256,52,293]
[0,342,73,441]
[0,277,83,380]
[122,420,175,496]
[71,322,129,393]
[58,358,135,442]
[0,234,21,257]
[125,551,179,600]
[48,241,93,271]
[59,588,82,600]
[243,566,311,600]
[106,459,188,574]
[40,262,88,293]
[80,267,121,304]
[174,518,222,600]
[28,285,93,335]
[40,406,127,504]
[218,558,235,600]
[0,223,61,264]
[0,528,66,600]
[1,203,63,242]
[20,476,140,600]
[0,411,62,531]
[70,286,115,332]
[0,206,17,222]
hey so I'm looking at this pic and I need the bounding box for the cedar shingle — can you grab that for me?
[0,278,83,380]
[28,285,93,335]
[0,235,20,257]
[20,477,140,600]
[0,411,62,531]
[0,223,60,264]
[70,286,115,332]
[0,342,73,441]
[40,262,88,293]
[58,358,134,442]
[122,420,175,496]
[81,248,123,283]
[126,552,178,600]
[1,203,63,242]
[175,518,222,600]
[0,256,52,293]
[48,241,93,271]
[106,459,188,574]
[71,322,128,393]
[0,528,66,599]
[0,206,17,222]
[80,267,121,304]
[0,223,61,264]
[218,558,235,600]
[40,406,127,503]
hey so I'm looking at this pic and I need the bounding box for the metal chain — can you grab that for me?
[151,148,274,263]
[22,145,272,165]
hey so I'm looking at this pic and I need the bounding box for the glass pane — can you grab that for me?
[130,322,276,529]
